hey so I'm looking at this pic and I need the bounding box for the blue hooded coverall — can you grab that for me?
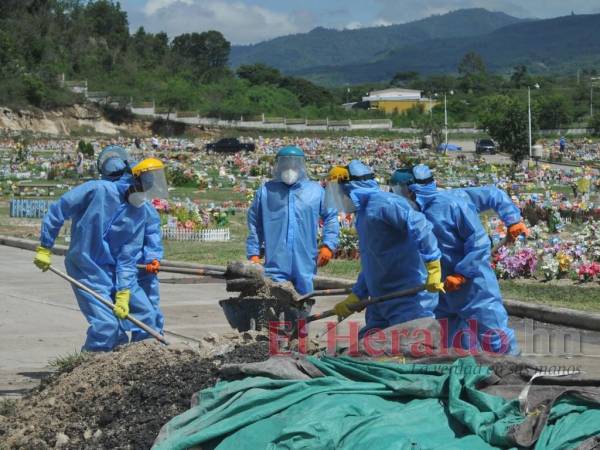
[105,191,160,342]
[246,177,339,295]
[410,179,521,355]
[101,158,164,336]
[40,177,134,351]
[343,161,441,336]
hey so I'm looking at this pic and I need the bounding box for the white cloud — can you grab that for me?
[344,21,363,29]
[143,0,191,15]
[133,0,314,44]
[371,18,393,27]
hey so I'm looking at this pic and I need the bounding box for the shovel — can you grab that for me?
[286,285,425,340]
[305,285,425,324]
[48,266,169,345]
[296,287,353,302]
[136,264,226,278]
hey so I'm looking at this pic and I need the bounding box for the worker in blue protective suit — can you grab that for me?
[325,161,445,337]
[34,173,132,351]
[246,146,339,295]
[99,147,165,335]
[389,165,529,355]
[34,151,167,351]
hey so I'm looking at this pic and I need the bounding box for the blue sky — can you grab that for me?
[120,0,600,44]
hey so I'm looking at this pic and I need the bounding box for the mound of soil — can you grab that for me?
[0,340,270,450]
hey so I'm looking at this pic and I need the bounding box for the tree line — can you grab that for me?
[1,0,599,157]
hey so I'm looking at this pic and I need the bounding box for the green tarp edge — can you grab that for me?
[153,356,600,450]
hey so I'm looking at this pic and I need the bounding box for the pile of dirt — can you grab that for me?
[0,339,270,450]
[225,261,300,303]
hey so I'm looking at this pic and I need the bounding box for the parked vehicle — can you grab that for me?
[206,138,255,153]
[475,138,497,154]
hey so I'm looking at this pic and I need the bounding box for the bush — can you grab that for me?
[102,105,134,124]
[78,140,94,157]
[167,166,200,187]
[150,117,187,136]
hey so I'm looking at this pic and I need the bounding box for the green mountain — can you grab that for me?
[230,9,523,72]
[293,13,600,85]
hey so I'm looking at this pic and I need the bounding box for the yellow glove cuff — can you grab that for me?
[114,290,130,319]
[425,260,445,293]
[36,246,52,256]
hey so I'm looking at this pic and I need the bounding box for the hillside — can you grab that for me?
[230,9,523,72]
[292,13,600,84]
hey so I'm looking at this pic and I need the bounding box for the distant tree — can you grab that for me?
[458,52,486,76]
[83,0,130,51]
[535,94,573,129]
[479,95,535,164]
[0,31,18,76]
[416,75,456,95]
[171,31,230,81]
[279,76,334,107]
[237,64,282,85]
[157,78,194,115]
[390,71,419,87]
[511,65,529,88]
[457,52,488,93]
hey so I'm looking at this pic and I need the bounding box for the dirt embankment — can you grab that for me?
[0,104,150,137]
[0,340,270,450]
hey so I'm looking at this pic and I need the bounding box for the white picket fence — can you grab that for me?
[161,227,230,242]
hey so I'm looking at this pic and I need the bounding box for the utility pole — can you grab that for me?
[444,92,448,148]
[528,86,532,158]
[528,83,539,159]
[591,77,600,117]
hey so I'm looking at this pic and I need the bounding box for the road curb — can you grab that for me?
[3,234,600,332]
[0,235,68,255]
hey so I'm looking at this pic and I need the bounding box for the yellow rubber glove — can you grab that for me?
[34,246,52,271]
[425,260,445,293]
[114,290,130,319]
[333,293,361,319]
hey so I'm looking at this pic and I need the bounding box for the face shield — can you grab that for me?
[273,155,306,185]
[324,180,356,214]
[129,158,169,208]
[391,183,412,199]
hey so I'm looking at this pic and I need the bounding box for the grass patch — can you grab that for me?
[48,351,91,376]
[163,213,247,265]
[318,259,359,279]
[164,240,245,266]
[0,398,17,417]
[500,280,600,312]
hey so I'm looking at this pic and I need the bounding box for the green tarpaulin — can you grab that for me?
[153,356,600,450]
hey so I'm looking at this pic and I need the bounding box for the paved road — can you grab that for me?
[1,245,599,396]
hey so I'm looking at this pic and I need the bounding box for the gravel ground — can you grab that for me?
[0,339,270,450]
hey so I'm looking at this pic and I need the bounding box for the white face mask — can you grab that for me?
[281,169,299,185]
